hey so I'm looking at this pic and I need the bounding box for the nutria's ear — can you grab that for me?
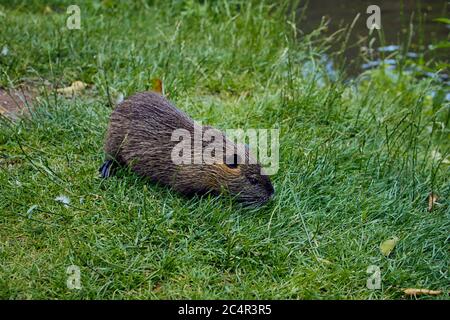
[225,153,241,169]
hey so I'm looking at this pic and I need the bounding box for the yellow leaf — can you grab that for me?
[57,81,87,95]
[380,237,399,256]
[44,6,53,14]
[427,192,439,212]
[150,78,164,95]
[404,288,442,296]
[317,257,332,265]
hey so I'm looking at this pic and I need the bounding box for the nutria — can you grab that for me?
[100,91,274,206]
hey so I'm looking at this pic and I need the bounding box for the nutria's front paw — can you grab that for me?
[99,160,114,178]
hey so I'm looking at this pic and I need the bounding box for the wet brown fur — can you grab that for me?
[103,91,274,206]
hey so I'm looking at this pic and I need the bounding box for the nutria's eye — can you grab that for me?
[225,153,240,169]
[226,162,239,169]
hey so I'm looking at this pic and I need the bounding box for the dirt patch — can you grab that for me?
[0,87,36,120]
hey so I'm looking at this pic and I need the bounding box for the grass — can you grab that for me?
[0,0,449,299]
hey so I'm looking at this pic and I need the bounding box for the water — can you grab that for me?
[296,0,449,77]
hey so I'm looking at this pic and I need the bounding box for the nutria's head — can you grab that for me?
[207,144,275,207]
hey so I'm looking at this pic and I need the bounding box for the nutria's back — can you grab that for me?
[102,91,274,206]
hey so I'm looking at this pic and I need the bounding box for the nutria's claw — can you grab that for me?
[99,160,113,178]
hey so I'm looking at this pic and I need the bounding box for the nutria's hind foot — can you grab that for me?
[99,160,115,178]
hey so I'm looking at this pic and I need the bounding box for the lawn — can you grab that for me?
[0,0,448,299]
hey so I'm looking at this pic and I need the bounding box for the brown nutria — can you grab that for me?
[100,91,274,206]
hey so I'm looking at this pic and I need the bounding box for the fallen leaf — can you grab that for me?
[91,194,102,201]
[404,288,442,296]
[115,92,124,105]
[317,257,332,265]
[153,282,162,292]
[26,204,38,218]
[151,78,164,95]
[1,45,8,56]
[57,81,86,95]
[380,237,399,256]
[44,6,53,14]
[55,195,71,207]
[427,192,439,212]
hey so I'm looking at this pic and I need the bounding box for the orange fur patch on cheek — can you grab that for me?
[217,163,241,176]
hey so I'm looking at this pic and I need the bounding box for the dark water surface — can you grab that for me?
[296,0,449,77]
